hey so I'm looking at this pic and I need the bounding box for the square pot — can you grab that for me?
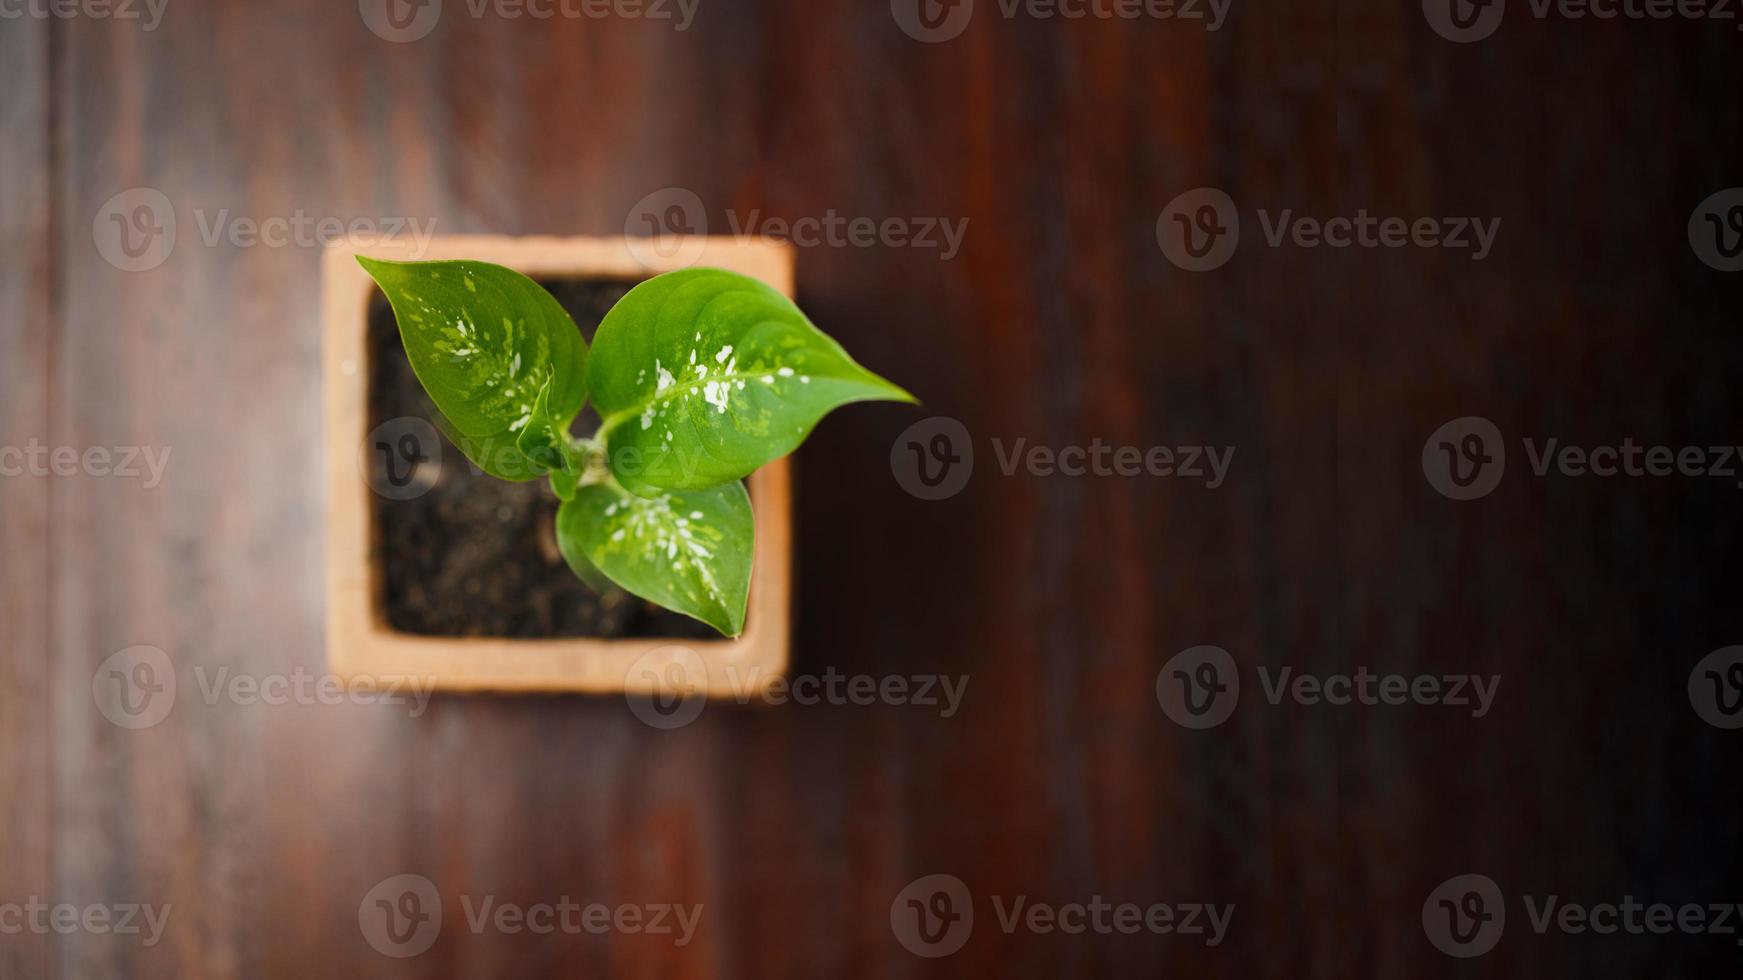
[323,236,793,696]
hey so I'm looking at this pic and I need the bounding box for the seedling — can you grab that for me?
[358,258,912,636]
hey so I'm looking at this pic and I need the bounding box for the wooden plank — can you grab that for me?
[32,1,1743,978]
[0,15,53,980]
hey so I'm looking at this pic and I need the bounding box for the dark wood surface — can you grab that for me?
[3,2,1741,976]
[2,12,53,980]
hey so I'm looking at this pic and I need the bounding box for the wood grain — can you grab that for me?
[0,14,53,980]
[4,3,1740,978]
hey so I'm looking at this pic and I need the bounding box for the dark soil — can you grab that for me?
[366,277,720,640]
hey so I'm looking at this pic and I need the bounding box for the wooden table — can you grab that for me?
[3,2,1740,976]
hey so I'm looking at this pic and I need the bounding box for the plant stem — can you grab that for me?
[571,431,612,487]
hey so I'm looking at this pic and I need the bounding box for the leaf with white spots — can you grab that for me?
[556,479,753,636]
[553,519,614,594]
[588,268,913,496]
[430,409,547,482]
[359,257,588,481]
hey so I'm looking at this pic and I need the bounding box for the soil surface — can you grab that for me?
[367,277,720,639]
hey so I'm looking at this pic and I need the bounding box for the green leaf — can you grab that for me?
[555,478,753,636]
[588,268,913,496]
[513,376,568,469]
[431,411,546,482]
[548,464,579,502]
[554,522,613,593]
[359,256,588,479]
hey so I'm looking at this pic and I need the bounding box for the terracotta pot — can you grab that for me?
[323,235,793,696]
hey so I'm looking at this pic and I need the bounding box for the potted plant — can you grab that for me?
[323,236,910,695]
